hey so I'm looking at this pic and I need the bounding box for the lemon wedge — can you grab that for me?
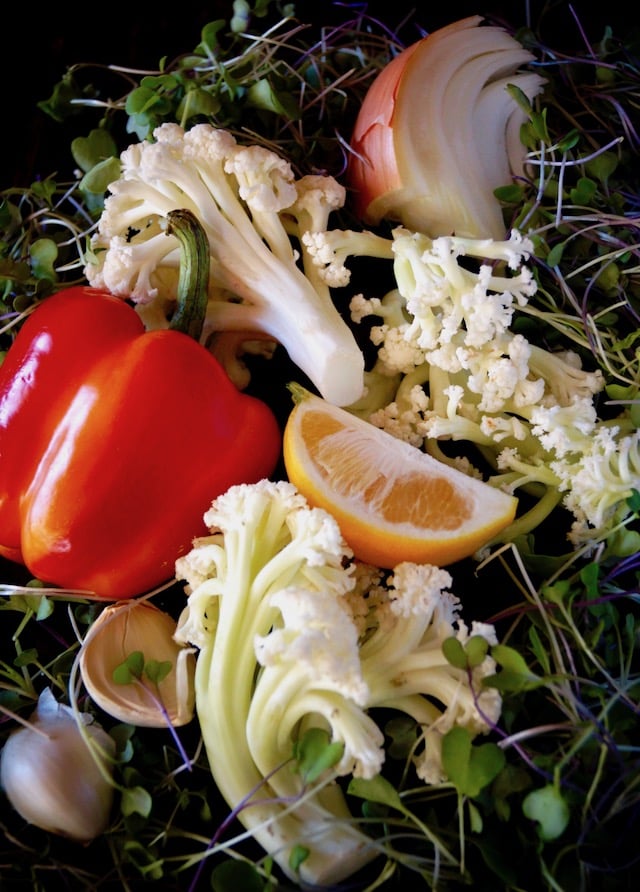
[283,385,518,567]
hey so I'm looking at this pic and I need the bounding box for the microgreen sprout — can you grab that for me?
[110,650,193,771]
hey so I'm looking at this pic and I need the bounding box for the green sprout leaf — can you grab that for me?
[198,19,225,53]
[441,726,506,798]
[442,635,467,669]
[113,651,145,684]
[494,183,525,203]
[546,241,565,268]
[144,659,172,685]
[0,196,20,230]
[569,176,597,205]
[522,784,570,840]
[211,859,268,892]
[122,840,164,879]
[348,773,404,812]
[29,238,58,282]
[443,634,489,669]
[485,644,544,693]
[293,726,344,784]
[556,128,580,151]
[177,86,221,123]
[6,591,55,622]
[36,71,92,123]
[491,763,533,821]
[627,488,640,513]
[586,150,619,185]
[13,647,39,668]
[124,79,178,139]
[109,723,136,762]
[288,845,310,874]
[71,128,118,173]
[580,560,601,599]
[121,784,153,818]
[465,635,490,667]
[112,652,173,687]
[79,157,121,195]
[126,77,179,115]
[606,526,640,557]
[247,79,300,118]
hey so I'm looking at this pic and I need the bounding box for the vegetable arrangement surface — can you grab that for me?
[1,2,639,891]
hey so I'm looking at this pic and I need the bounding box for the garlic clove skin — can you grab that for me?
[0,688,115,841]
[79,599,196,727]
[348,16,547,239]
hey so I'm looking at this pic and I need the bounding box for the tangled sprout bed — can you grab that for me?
[1,2,640,890]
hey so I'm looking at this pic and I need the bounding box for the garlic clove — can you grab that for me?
[347,15,546,239]
[0,687,115,841]
[79,599,196,727]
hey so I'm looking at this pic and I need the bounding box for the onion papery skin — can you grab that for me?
[347,15,546,239]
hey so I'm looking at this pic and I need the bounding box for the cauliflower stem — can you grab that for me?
[86,123,364,406]
[174,480,502,886]
[174,480,377,885]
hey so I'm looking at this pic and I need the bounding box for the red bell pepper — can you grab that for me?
[0,210,281,600]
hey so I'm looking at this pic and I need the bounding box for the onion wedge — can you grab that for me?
[348,15,546,238]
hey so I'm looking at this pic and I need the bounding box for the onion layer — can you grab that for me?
[348,15,546,239]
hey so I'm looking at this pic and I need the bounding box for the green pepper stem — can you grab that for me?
[166,208,210,341]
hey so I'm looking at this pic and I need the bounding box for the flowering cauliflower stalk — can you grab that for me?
[305,223,638,547]
[174,479,502,887]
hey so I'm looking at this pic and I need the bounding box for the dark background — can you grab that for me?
[4,0,633,188]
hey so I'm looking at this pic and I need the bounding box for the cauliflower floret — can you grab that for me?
[375,324,427,374]
[302,228,394,288]
[251,586,384,779]
[355,562,503,785]
[466,334,545,413]
[86,123,364,406]
[554,424,640,532]
[326,213,632,547]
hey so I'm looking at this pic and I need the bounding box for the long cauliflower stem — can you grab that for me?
[174,479,502,886]
[85,123,364,406]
